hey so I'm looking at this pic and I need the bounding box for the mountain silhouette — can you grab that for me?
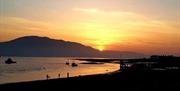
[0,36,145,58]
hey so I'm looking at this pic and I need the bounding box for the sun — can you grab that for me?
[97,45,105,51]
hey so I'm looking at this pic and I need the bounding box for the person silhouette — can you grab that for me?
[67,72,69,78]
[46,74,50,80]
[58,73,61,78]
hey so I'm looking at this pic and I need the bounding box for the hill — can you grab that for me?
[0,36,145,58]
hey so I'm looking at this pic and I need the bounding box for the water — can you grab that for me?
[0,57,119,84]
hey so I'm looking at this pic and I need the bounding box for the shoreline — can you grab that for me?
[1,67,179,90]
[0,69,122,90]
[0,57,119,85]
[0,59,120,87]
[1,56,180,90]
[0,69,120,85]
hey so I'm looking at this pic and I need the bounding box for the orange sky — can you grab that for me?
[0,0,180,56]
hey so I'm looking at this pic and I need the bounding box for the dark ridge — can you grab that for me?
[0,36,146,58]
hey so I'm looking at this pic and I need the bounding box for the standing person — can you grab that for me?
[58,73,61,78]
[46,74,50,80]
[67,72,69,78]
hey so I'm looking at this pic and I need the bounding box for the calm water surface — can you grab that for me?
[0,57,119,84]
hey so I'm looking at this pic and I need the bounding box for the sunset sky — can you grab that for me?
[0,0,180,55]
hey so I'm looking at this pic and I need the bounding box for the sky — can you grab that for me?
[0,0,180,56]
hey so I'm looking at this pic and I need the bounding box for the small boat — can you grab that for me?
[71,62,78,67]
[65,62,70,65]
[5,58,16,64]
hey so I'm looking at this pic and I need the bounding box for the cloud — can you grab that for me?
[73,7,147,19]
[0,16,65,41]
[73,8,146,27]
[0,16,57,31]
[73,8,99,13]
[73,7,179,34]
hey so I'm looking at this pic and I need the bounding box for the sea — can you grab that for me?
[0,57,119,84]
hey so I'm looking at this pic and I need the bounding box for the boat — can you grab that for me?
[5,58,16,64]
[71,62,78,67]
[65,62,70,65]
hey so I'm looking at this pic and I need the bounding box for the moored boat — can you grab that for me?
[5,58,16,64]
[71,62,78,67]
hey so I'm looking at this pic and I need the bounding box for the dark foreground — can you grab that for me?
[0,55,180,91]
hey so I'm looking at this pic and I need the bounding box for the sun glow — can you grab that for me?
[78,22,120,51]
[97,45,105,51]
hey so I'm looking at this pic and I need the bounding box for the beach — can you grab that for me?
[0,56,180,91]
